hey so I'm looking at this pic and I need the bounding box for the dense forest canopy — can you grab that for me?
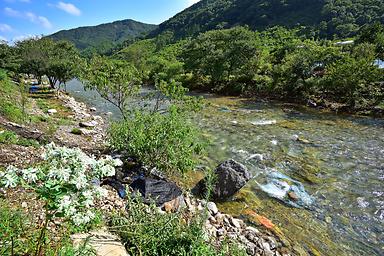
[153,0,384,39]
[48,19,157,57]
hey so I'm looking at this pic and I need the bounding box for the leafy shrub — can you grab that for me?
[109,195,246,256]
[0,75,24,122]
[0,143,121,255]
[108,105,203,175]
[0,199,96,256]
[71,128,82,135]
[0,69,6,81]
[0,130,39,147]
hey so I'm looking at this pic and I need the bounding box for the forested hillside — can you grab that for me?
[153,0,384,38]
[48,19,157,56]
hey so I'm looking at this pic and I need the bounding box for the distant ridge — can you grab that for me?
[152,0,384,38]
[48,19,157,55]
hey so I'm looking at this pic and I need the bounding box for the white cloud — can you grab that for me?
[12,34,36,42]
[187,0,200,6]
[56,2,81,16]
[4,7,21,17]
[26,12,53,29]
[0,23,12,32]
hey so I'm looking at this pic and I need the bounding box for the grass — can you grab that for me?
[0,129,40,147]
[0,198,102,256]
[109,194,246,256]
[0,71,25,123]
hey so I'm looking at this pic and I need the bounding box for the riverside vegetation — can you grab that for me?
[0,4,383,255]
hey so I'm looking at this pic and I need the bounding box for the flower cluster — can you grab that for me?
[0,143,122,226]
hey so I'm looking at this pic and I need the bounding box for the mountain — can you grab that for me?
[48,19,157,55]
[153,0,384,38]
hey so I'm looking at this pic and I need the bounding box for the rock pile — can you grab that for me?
[185,198,291,256]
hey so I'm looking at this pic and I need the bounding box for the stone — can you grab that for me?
[79,121,97,128]
[262,242,274,256]
[215,213,225,225]
[90,107,97,112]
[71,229,129,256]
[207,202,219,216]
[47,109,57,114]
[162,195,185,213]
[245,226,261,235]
[194,159,251,201]
[216,228,226,237]
[230,217,242,229]
[287,191,299,201]
[21,202,28,208]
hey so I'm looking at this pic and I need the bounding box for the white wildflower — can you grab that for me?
[82,190,94,207]
[21,168,38,183]
[72,211,95,226]
[99,164,115,177]
[93,186,108,198]
[58,195,72,211]
[1,166,19,188]
[114,158,123,167]
[48,168,71,182]
[73,173,87,190]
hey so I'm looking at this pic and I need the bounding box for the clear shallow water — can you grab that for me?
[66,80,384,256]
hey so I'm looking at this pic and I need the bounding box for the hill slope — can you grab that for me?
[48,19,157,55]
[153,0,384,38]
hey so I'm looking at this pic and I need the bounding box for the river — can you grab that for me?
[66,79,384,256]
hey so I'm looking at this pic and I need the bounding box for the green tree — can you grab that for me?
[16,38,80,88]
[356,22,384,60]
[81,55,141,119]
[324,43,383,108]
[182,26,258,91]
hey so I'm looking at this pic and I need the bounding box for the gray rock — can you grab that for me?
[230,217,242,229]
[47,109,57,114]
[207,202,219,216]
[194,159,251,201]
[79,121,97,128]
[90,107,97,112]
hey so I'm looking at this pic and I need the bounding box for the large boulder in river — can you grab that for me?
[194,159,251,201]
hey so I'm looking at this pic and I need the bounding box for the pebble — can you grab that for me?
[47,109,57,114]
[230,217,242,229]
[207,202,218,215]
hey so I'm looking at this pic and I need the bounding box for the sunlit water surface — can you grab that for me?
[66,79,384,255]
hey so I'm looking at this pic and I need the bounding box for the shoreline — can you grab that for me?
[0,91,294,255]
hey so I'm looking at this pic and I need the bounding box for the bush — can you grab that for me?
[109,195,246,256]
[0,69,7,81]
[0,74,25,122]
[108,105,203,175]
[0,199,95,256]
[0,130,39,147]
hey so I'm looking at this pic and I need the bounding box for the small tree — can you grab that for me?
[81,55,141,119]
[16,38,80,89]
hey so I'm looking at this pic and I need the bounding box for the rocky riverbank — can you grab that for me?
[1,91,292,256]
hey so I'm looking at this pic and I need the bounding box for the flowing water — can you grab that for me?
[66,79,384,256]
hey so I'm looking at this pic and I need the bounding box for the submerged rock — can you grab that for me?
[258,171,314,208]
[194,159,251,201]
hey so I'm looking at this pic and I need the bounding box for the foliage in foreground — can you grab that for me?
[0,199,96,256]
[0,70,25,122]
[0,143,120,255]
[0,129,40,147]
[109,105,203,175]
[109,195,246,256]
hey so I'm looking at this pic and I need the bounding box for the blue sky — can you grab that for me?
[0,0,200,43]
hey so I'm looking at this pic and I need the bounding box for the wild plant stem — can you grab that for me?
[35,208,50,256]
